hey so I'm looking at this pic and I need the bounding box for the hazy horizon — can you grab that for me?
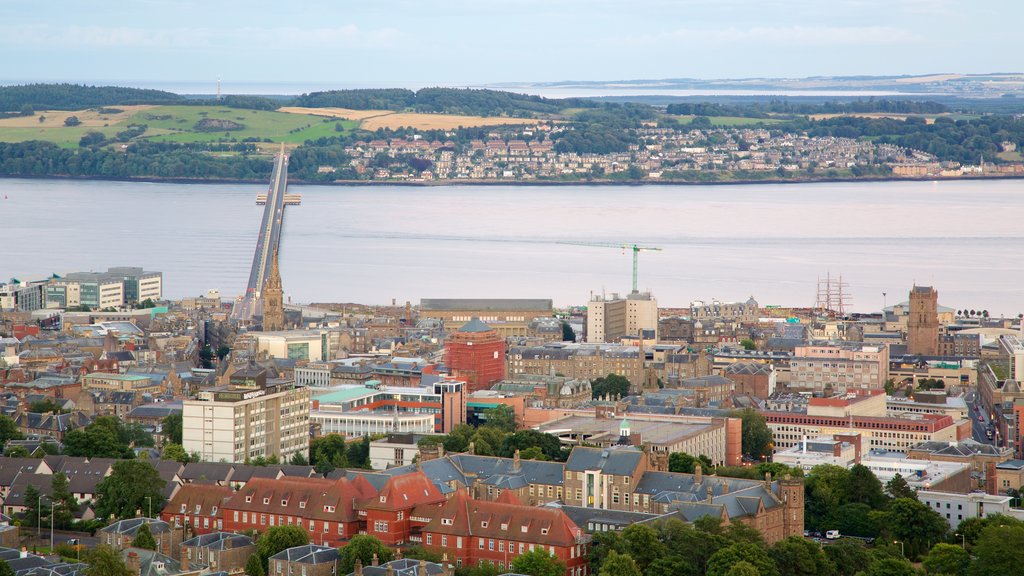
[2,0,1019,86]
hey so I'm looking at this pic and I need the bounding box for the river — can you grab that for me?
[1,178,1022,317]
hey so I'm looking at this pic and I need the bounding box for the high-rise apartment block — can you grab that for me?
[586,291,658,343]
[1,267,162,311]
[183,367,310,463]
[907,286,939,356]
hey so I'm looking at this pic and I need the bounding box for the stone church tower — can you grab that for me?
[262,250,285,332]
[907,285,939,356]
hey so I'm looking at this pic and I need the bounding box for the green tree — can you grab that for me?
[845,464,886,508]
[805,464,851,530]
[3,446,30,458]
[94,460,165,520]
[64,116,81,127]
[85,545,131,576]
[500,429,565,461]
[401,546,443,563]
[256,525,309,571]
[824,539,872,576]
[482,404,516,432]
[510,548,566,576]
[131,522,157,550]
[863,558,917,576]
[161,443,191,463]
[833,503,879,538]
[669,452,713,474]
[162,413,183,445]
[871,497,949,560]
[769,536,836,576]
[0,415,23,445]
[707,543,779,576]
[310,434,349,473]
[726,562,761,576]
[520,446,547,460]
[0,559,13,576]
[729,409,774,461]
[289,452,309,465]
[337,534,393,574]
[216,344,231,360]
[50,472,77,529]
[591,374,631,399]
[561,322,576,342]
[22,485,49,535]
[923,542,968,576]
[198,345,214,369]
[970,523,1024,576]
[740,339,757,351]
[598,549,642,576]
[244,554,265,576]
[28,398,66,414]
[621,523,667,573]
[63,416,135,458]
[885,474,916,500]
[346,436,371,469]
[137,298,157,309]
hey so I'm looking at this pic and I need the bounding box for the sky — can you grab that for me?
[0,0,1019,90]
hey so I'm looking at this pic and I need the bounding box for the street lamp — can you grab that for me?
[35,494,41,554]
[145,496,152,518]
[50,499,54,550]
[955,533,965,548]
[894,540,904,557]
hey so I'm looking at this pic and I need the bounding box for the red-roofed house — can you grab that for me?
[420,489,588,575]
[161,484,233,535]
[221,476,376,546]
[358,470,446,545]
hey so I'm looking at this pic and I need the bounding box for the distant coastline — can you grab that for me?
[3,172,1024,188]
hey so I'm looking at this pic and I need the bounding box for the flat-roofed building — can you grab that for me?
[773,435,862,471]
[790,343,889,392]
[508,343,645,389]
[534,410,741,466]
[420,298,553,338]
[587,291,657,343]
[861,449,973,493]
[183,368,310,463]
[918,490,1024,529]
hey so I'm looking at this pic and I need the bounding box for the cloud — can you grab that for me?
[621,25,926,48]
[0,23,402,50]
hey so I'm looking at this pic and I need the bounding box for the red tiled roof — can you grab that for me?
[423,490,582,547]
[224,476,373,522]
[362,471,445,512]
[164,484,232,517]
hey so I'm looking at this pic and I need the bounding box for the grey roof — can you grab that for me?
[181,531,254,550]
[996,459,1024,470]
[354,559,447,576]
[269,545,339,565]
[421,299,552,312]
[554,504,661,531]
[100,518,173,537]
[565,447,644,476]
[723,363,774,376]
[127,402,182,420]
[180,462,234,483]
[457,317,494,333]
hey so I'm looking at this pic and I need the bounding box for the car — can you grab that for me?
[826,530,841,540]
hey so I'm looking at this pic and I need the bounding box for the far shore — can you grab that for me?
[2,172,1024,188]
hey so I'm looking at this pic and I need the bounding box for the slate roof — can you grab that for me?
[554,503,662,532]
[564,446,644,476]
[420,299,552,312]
[269,545,339,565]
[457,318,494,333]
[354,559,447,576]
[181,531,254,551]
[100,518,174,537]
[180,463,234,484]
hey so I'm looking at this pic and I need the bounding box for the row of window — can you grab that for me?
[232,511,345,536]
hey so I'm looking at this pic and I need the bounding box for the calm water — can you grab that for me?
[1,178,1022,316]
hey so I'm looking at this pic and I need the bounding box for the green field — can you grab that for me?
[672,115,787,126]
[0,105,358,148]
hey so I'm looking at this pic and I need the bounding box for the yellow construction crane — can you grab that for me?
[564,242,663,293]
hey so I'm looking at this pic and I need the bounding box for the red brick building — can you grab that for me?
[221,476,376,546]
[445,318,506,393]
[358,471,446,545]
[420,490,588,576]
[162,484,233,536]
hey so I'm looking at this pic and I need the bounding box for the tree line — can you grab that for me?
[666,99,949,118]
[0,83,183,112]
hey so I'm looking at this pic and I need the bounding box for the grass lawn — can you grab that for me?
[997,150,1023,162]
[0,105,357,148]
[126,105,357,144]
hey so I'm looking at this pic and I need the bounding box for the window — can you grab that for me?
[457,537,463,549]
[396,511,403,521]
[499,542,504,552]
[374,521,388,533]
[426,534,432,545]
[299,501,306,509]
[442,535,448,547]
[263,498,270,505]
[245,496,252,503]
[481,521,488,528]
[233,511,239,522]
[281,500,288,506]
[489,540,494,551]
[479,539,484,550]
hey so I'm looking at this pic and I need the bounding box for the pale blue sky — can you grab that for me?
[1,0,1018,89]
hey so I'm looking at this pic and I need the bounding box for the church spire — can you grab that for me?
[262,249,284,331]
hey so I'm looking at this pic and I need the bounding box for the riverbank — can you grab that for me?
[4,172,1024,188]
